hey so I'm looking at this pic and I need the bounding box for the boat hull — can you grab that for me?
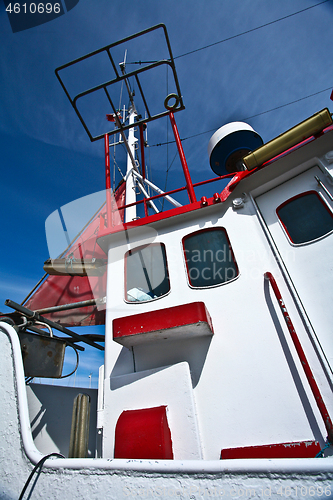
[1,323,332,499]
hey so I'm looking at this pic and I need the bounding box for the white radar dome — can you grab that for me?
[208,122,263,175]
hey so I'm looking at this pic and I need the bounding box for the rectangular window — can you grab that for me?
[277,191,333,244]
[183,228,238,288]
[125,243,170,302]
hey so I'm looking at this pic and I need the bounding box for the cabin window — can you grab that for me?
[125,243,170,302]
[277,191,333,244]
[183,228,239,288]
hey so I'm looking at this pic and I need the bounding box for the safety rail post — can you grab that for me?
[169,112,197,203]
[104,133,112,227]
[143,198,148,217]
[264,272,333,444]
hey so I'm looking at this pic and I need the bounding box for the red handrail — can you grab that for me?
[264,272,333,444]
[104,133,112,228]
[112,172,235,216]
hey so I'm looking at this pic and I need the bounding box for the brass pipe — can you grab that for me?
[243,108,332,170]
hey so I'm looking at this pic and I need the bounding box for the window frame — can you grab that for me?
[182,227,239,289]
[124,242,171,304]
[276,190,333,246]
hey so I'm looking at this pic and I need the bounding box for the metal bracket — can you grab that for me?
[55,24,185,142]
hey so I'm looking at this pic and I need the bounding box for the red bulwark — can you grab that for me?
[114,406,173,459]
[220,440,321,459]
[24,181,126,327]
[113,301,213,347]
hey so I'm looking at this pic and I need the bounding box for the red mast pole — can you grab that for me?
[169,112,197,203]
[139,124,149,217]
[104,133,112,227]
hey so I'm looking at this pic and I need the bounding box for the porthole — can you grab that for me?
[182,228,239,288]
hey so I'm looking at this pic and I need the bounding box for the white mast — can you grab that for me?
[124,106,138,222]
[119,51,138,223]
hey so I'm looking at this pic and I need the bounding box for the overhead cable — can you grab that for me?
[151,85,333,147]
[174,0,331,60]
[128,1,331,66]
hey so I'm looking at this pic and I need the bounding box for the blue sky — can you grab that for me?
[1,0,332,387]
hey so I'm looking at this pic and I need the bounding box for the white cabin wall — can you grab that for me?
[176,202,326,458]
[104,242,135,380]
[101,196,329,460]
[102,362,203,460]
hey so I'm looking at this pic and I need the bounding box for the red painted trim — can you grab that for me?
[114,406,173,459]
[97,199,203,249]
[97,194,230,251]
[220,170,254,202]
[221,440,321,459]
[265,272,333,444]
[169,112,197,203]
[182,227,239,288]
[113,301,213,340]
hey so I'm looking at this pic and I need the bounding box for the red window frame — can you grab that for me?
[276,190,333,245]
